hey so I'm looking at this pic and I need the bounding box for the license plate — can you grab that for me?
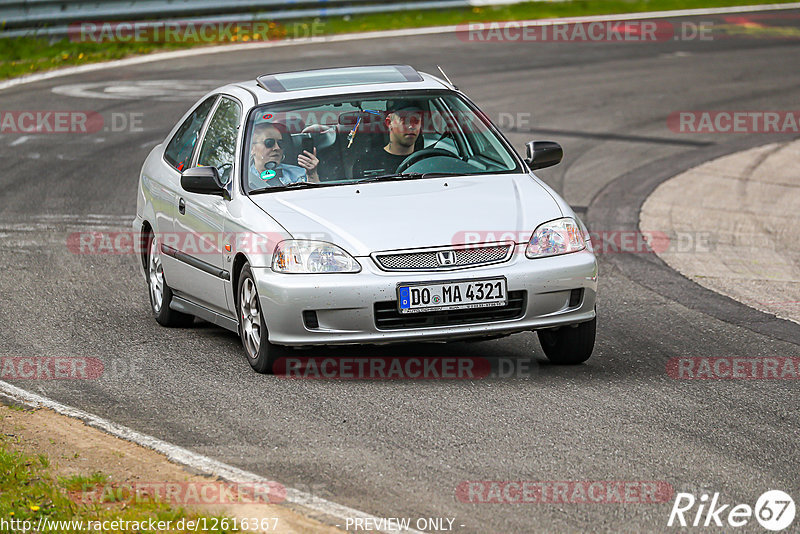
[397,277,507,314]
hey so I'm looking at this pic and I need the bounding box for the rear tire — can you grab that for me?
[237,264,288,374]
[146,232,194,327]
[538,317,596,365]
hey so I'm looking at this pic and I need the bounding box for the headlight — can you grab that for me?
[272,240,361,273]
[525,218,586,259]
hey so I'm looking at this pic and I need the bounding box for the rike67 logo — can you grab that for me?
[668,490,795,531]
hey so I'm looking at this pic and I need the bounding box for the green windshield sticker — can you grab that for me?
[260,169,276,180]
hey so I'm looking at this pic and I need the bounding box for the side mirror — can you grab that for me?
[181,166,226,196]
[525,141,563,170]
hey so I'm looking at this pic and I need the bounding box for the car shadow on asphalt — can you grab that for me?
[187,318,627,382]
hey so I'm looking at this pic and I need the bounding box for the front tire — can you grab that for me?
[237,264,287,374]
[146,232,194,327]
[538,317,596,365]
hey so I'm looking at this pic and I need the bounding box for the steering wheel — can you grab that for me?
[396,148,462,173]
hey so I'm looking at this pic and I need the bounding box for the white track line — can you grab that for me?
[0,381,424,534]
[1,4,799,531]
[1,3,799,93]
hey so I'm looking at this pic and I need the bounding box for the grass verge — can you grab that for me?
[0,434,236,533]
[0,0,797,80]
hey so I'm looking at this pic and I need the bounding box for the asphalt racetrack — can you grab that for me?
[1,8,799,533]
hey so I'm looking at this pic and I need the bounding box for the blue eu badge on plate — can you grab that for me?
[399,287,410,309]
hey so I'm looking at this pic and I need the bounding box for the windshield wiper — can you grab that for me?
[355,172,422,183]
[354,172,459,184]
[249,181,328,194]
[420,172,461,178]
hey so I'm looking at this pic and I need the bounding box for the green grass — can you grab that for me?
[0,0,797,80]
[0,36,192,79]
[320,0,800,34]
[58,472,109,492]
[0,439,237,533]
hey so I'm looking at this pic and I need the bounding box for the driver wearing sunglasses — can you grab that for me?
[249,122,319,189]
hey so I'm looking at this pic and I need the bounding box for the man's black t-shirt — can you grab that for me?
[352,148,410,177]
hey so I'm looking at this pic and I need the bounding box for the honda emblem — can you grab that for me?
[436,250,457,266]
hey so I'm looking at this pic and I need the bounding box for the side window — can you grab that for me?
[197,97,242,184]
[164,96,217,171]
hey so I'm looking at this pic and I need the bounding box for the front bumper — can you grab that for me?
[254,246,598,346]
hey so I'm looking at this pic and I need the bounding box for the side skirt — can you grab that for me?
[170,296,239,333]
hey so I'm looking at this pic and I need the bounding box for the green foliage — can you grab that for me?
[0,439,237,533]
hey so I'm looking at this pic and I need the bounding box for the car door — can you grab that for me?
[156,95,217,287]
[169,95,242,314]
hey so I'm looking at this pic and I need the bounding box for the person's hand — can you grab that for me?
[297,147,320,182]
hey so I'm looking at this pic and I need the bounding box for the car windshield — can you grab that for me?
[242,91,522,193]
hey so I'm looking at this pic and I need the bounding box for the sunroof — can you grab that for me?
[256,65,423,93]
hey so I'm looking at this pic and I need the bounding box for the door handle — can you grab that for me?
[178,198,186,215]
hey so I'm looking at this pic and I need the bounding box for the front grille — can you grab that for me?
[374,291,526,330]
[374,244,512,271]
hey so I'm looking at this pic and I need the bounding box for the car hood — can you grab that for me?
[248,174,563,256]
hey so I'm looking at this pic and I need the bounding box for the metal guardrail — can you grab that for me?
[0,0,521,38]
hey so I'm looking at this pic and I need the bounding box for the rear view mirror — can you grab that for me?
[525,141,563,170]
[181,166,227,196]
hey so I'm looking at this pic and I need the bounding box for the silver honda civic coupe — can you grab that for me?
[134,65,598,373]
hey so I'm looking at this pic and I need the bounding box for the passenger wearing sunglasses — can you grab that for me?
[248,123,319,189]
